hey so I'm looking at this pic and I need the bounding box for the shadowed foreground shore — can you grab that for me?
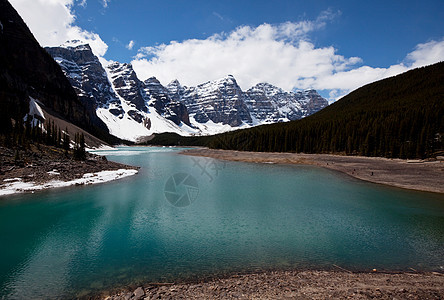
[103,270,444,300]
[181,148,444,194]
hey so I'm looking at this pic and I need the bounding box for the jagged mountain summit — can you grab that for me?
[165,76,328,130]
[46,44,195,141]
[46,42,328,142]
[170,75,252,128]
[143,77,190,126]
[245,83,325,123]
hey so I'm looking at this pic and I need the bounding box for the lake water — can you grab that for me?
[0,147,443,299]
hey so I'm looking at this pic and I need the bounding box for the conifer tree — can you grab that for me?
[63,128,70,155]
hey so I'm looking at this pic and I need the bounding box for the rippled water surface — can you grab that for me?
[0,147,443,299]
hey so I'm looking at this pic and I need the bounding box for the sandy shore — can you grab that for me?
[181,148,444,194]
[104,270,444,300]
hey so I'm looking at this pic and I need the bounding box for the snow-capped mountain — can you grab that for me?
[244,83,326,123]
[46,42,195,142]
[165,77,328,127]
[143,77,190,126]
[170,75,252,127]
[45,41,116,108]
[46,42,328,142]
[106,61,146,112]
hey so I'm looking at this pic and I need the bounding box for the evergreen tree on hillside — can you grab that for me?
[73,132,86,160]
[63,128,70,155]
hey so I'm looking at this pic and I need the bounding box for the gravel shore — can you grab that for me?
[181,148,444,194]
[104,270,444,300]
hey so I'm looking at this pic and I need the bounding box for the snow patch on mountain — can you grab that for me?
[25,97,46,126]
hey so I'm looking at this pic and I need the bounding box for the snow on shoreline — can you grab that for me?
[0,169,138,196]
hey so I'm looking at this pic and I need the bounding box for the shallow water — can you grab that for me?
[0,147,443,299]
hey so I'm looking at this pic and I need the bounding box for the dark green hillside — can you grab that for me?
[209,62,444,158]
[0,0,119,145]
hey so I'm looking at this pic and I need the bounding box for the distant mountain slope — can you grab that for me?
[0,0,115,144]
[207,62,444,159]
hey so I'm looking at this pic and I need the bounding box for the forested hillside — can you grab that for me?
[148,62,444,159]
[208,62,444,158]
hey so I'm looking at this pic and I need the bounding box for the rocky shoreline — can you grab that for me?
[181,148,444,194]
[102,270,444,300]
[0,145,139,196]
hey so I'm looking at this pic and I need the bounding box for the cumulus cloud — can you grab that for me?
[126,40,135,50]
[132,16,349,91]
[9,0,108,57]
[406,39,444,68]
[132,16,444,101]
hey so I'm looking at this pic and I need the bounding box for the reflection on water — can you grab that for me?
[0,147,443,299]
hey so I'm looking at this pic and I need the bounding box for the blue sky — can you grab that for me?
[10,0,444,100]
[74,0,443,66]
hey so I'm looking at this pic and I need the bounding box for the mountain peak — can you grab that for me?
[60,40,91,50]
[166,79,183,96]
[221,74,236,82]
[247,82,284,98]
[144,76,162,85]
[167,79,181,87]
[108,61,132,69]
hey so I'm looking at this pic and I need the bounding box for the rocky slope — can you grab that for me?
[143,77,190,126]
[45,42,117,108]
[46,43,328,141]
[174,75,252,127]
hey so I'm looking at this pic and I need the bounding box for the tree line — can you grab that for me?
[0,113,86,160]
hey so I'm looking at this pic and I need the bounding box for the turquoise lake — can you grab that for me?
[0,147,443,299]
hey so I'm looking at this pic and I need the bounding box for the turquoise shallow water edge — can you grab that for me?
[0,147,443,299]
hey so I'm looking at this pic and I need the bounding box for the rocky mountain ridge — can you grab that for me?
[45,42,328,141]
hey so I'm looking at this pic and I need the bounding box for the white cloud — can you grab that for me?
[406,39,444,68]
[9,0,108,57]
[132,16,444,101]
[78,0,87,8]
[102,0,110,8]
[315,39,444,100]
[132,15,348,91]
[126,40,135,50]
